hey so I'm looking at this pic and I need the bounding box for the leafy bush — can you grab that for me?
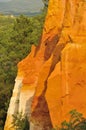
[53,110,86,130]
[12,112,30,130]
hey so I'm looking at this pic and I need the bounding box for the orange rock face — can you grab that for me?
[5,0,86,130]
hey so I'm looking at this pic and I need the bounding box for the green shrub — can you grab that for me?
[12,112,30,130]
[52,109,86,130]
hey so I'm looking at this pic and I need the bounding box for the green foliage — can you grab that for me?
[0,12,46,129]
[53,110,86,130]
[11,14,45,46]
[0,84,12,130]
[12,112,30,130]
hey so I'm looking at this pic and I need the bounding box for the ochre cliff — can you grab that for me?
[4,0,86,130]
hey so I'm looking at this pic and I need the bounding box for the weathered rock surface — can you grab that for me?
[4,0,86,130]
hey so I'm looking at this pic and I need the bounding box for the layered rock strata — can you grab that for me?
[4,0,86,130]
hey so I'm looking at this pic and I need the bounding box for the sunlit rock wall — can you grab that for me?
[4,0,86,130]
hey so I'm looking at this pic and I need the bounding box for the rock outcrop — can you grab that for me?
[4,0,86,130]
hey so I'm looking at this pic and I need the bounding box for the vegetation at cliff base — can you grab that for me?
[52,109,86,130]
[12,112,30,130]
[0,12,45,130]
[10,109,86,130]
